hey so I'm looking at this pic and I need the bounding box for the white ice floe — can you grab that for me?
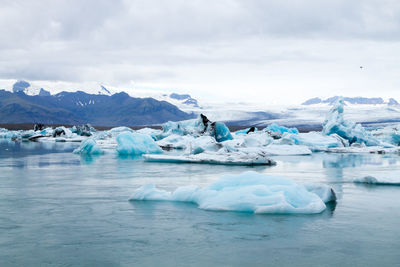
[354,175,400,185]
[327,145,400,154]
[281,132,346,151]
[143,151,276,166]
[130,171,336,214]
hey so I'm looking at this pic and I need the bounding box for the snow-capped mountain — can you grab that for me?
[5,80,201,110]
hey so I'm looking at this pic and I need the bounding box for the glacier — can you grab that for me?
[130,171,336,214]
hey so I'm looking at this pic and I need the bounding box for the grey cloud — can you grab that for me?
[1,0,400,87]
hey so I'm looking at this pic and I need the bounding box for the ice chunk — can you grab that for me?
[327,146,399,154]
[185,136,221,154]
[143,152,276,166]
[266,123,299,134]
[136,127,163,141]
[161,118,204,138]
[130,171,331,214]
[370,124,400,146]
[213,122,233,142]
[242,132,273,147]
[322,98,380,146]
[116,132,163,155]
[354,175,400,185]
[304,183,337,202]
[156,134,193,150]
[282,132,344,151]
[73,138,103,155]
[160,115,233,143]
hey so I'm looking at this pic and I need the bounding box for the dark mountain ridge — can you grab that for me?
[0,90,193,126]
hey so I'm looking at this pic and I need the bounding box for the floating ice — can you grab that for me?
[242,132,273,147]
[159,115,233,143]
[322,98,380,146]
[214,122,233,142]
[185,136,220,154]
[370,124,400,146]
[161,118,204,138]
[328,146,399,154]
[73,138,103,155]
[156,134,193,150]
[304,183,337,202]
[130,171,334,214]
[282,132,345,151]
[116,132,163,155]
[143,152,276,166]
[354,175,400,185]
[266,123,299,134]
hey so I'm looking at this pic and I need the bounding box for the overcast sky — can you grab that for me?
[1,0,400,104]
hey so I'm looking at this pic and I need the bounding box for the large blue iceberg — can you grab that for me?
[322,98,380,146]
[130,171,335,214]
[117,132,163,155]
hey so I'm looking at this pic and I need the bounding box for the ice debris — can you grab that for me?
[159,114,232,142]
[130,171,336,214]
[116,132,163,155]
[322,98,380,146]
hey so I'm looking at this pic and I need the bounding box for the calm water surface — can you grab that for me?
[1,140,400,266]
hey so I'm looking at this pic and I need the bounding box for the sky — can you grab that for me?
[1,0,400,104]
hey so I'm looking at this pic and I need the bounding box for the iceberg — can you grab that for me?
[266,123,299,135]
[116,132,163,155]
[282,132,345,151]
[213,122,233,142]
[156,134,193,150]
[370,124,400,146]
[73,138,103,155]
[242,132,273,147]
[143,151,276,166]
[322,98,380,146]
[354,175,400,185]
[159,114,233,143]
[185,136,221,154]
[130,171,335,214]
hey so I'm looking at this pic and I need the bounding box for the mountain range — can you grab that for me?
[0,84,193,126]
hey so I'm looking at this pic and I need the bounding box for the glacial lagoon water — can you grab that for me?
[1,140,400,266]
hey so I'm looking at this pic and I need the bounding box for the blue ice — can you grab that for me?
[131,171,334,214]
[116,132,163,155]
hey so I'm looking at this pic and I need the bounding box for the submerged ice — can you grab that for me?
[130,171,336,214]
